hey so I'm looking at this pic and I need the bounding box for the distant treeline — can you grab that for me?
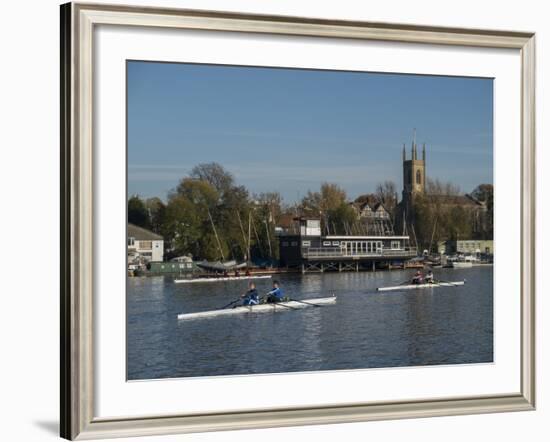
[411,181,494,252]
[128,162,493,260]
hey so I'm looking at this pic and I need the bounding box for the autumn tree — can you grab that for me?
[166,178,229,261]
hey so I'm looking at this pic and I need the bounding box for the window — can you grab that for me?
[127,237,135,246]
[416,169,422,184]
[332,241,340,246]
[282,241,288,247]
[140,241,153,250]
[391,241,400,250]
[302,240,311,247]
[291,241,298,246]
[323,241,331,246]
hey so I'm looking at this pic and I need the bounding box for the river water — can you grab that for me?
[127,266,493,380]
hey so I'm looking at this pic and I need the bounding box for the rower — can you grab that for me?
[425,269,434,284]
[412,270,423,285]
[241,282,259,306]
[265,280,284,303]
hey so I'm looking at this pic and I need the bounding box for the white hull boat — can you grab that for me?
[451,261,473,268]
[177,296,337,320]
[377,281,465,292]
[175,275,272,284]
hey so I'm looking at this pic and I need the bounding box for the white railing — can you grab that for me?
[302,247,417,259]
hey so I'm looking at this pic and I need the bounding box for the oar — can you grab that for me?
[436,279,464,287]
[261,294,297,310]
[220,298,241,309]
[289,298,322,308]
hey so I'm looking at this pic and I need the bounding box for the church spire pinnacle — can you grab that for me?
[412,128,417,160]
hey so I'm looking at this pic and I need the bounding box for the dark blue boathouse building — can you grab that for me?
[278,218,417,273]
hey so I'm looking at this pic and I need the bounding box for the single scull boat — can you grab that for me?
[177,296,337,320]
[377,281,465,292]
[174,275,272,284]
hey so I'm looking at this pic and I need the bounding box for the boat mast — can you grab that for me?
[236,210,248,261]
[207,208,225,261]
[429,216,438,255]
[248,212,252,264]
[252,214,264,257]
[264,219,272,262]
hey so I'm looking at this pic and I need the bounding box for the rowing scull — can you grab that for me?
[377,281,465,292]
[177,296,337,320]
[174,275,272,284]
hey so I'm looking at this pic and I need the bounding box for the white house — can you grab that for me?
[127,223,164,262]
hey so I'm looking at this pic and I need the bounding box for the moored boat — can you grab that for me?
[377,281,465,292]
[174,275,272,284]
[177,296,337,320]
[451,261,473,268]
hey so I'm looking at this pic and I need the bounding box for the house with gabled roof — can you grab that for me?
[127,223,164,262]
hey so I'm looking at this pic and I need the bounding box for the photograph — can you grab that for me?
[126,61,494,381]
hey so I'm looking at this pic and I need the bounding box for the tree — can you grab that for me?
[145,197,166,234]
[426,178,460,196]
[219,185,252,261]
[328,202,358,235]
[471,184,493,239]
[166,179,231,260]
[300,183,357,235]
[163,195,203,257]
[250,192,284,261]
[301,182,347,215]
[174,178,219,209]
[375,180,398,223]
[471,184,493,203]
[189,162,235,196]
[128,195,150,228]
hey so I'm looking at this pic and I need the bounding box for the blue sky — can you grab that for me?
[127,61,493,203]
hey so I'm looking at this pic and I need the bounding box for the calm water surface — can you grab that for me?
[127,267,493,380]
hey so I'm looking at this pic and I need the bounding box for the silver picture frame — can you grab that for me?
[60,2,536,439]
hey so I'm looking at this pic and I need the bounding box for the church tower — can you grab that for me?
[402,129,426,199]
[397,129,427,235]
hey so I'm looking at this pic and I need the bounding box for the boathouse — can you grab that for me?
[278,217,417,273]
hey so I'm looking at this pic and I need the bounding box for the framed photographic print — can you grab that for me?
[60,2,536,440]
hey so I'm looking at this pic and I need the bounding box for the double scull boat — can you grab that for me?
[377,281,465,292]
[177,296,337,320]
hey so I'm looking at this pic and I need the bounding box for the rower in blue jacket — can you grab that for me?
[241,282,259,306]
[265,280,284,303]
